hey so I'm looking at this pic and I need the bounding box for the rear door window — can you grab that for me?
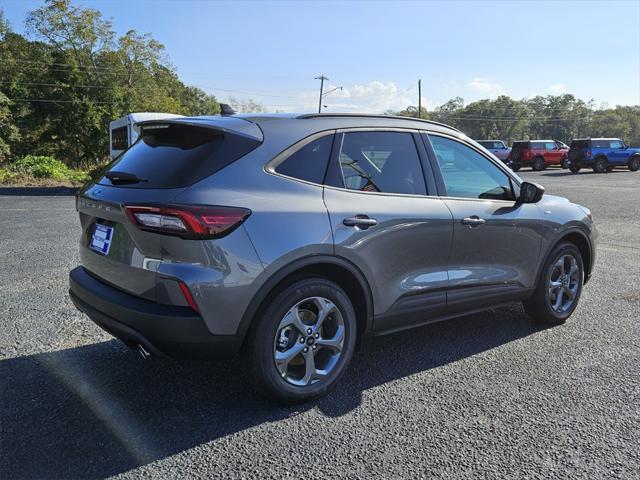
[100,123,261,189]
[275,134,334,184]
[336,131,427,195]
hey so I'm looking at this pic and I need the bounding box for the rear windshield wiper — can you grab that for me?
[104,171,148,185]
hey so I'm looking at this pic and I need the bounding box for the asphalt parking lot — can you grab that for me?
[1,169,639,479]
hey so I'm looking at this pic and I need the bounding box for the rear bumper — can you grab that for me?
[69,266,243,359]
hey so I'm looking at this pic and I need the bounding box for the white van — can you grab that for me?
[109,112,184,159]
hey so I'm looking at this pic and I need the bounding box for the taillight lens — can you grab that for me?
[585,150,591,158]
[124,204,251,239]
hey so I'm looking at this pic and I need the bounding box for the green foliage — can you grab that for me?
[408,94,640,146]
[0,153,90,185]
[0,0,220,167]
[12,154,70,179]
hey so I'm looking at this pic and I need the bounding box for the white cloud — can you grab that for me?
[548,83,567,94]
[225,81,434,114]
[466,77,506,97]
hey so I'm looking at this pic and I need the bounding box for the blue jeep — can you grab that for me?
[567,138,640,173]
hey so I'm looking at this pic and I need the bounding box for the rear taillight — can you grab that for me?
[585,150,591,158]
[124,204,251,239]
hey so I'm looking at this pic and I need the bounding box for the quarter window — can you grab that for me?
[337,131,426,195]
[275,134,334,184]
[428,135,515,201]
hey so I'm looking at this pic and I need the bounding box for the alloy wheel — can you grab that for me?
[548,254,580,313]
[273,296,345,386]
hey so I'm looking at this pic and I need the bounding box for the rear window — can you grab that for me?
[100,123,261,189]
[570,139,590,149]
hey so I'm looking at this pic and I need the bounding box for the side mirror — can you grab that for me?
[519,181,545,203]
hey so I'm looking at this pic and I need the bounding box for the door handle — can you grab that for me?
[461,216,486,227]
[343,215,378,229]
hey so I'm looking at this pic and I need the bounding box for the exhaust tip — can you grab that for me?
[138,344,151,359]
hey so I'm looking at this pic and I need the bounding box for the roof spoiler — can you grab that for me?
[136,117,263,142]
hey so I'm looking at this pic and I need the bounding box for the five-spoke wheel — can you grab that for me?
[247,278,356,403]
[524,242,584,325]
[274,297,345,386]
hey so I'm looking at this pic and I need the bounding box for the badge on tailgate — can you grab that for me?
[90,224,114,255]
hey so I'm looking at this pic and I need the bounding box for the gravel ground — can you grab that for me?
[1,170,639,479]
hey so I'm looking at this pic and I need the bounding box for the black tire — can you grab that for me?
[569,163,581,173]
[560,158,569,169]
[606,166,614,172]
[510,162,521,172]
[523,242,584,325]
[532,156,545,171]
[593,156,608,173]
[628,156,640,172]
[246,278,357,403]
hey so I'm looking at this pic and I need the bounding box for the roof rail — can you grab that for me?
[296,113,460,132]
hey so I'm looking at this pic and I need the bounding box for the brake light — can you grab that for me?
[124,204,251,239]
[585,150,591,158]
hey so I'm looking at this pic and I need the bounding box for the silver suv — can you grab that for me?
[69,113,597,403]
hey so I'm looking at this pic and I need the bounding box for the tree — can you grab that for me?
[227,96,265,113]
[1,0,220,165]
[395,105,429,119]
[0,92,20,161]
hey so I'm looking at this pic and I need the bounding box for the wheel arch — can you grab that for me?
[536,229,594,287]
[237,255,374,350]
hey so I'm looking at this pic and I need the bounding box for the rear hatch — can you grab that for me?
[77,117,262,303]
[568,139,589,163]
[510,141,530,163]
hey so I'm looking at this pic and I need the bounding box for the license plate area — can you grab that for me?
[90,223,114,255]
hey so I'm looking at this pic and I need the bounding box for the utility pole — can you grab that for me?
[315,75,329,113]
[418,79,422,119]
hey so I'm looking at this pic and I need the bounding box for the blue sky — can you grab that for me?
[3,0,639,112]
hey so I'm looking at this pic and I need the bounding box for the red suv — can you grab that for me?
[508,140,569,171]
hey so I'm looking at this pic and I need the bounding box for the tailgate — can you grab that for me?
[77,184,186,301]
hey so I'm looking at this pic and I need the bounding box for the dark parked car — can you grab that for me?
[477,140,511,162]
[508,140,569,171]
[567,138,640,173]
[69,113,597,403]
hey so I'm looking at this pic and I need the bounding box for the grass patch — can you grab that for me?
[0,155,102,187]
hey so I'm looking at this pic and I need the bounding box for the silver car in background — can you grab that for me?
[477,139,512,162]
[69,113,597,403]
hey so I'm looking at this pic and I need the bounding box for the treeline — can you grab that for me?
[395,95,640,146]
[0,0,220,167]
[1,1,638,170]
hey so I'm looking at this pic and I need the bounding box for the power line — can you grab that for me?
[8,98,116,104]
[0,80,110,89]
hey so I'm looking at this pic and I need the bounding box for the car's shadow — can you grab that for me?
[537,170,627,177]
[0,186,79,196]
[1,305,543,479]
